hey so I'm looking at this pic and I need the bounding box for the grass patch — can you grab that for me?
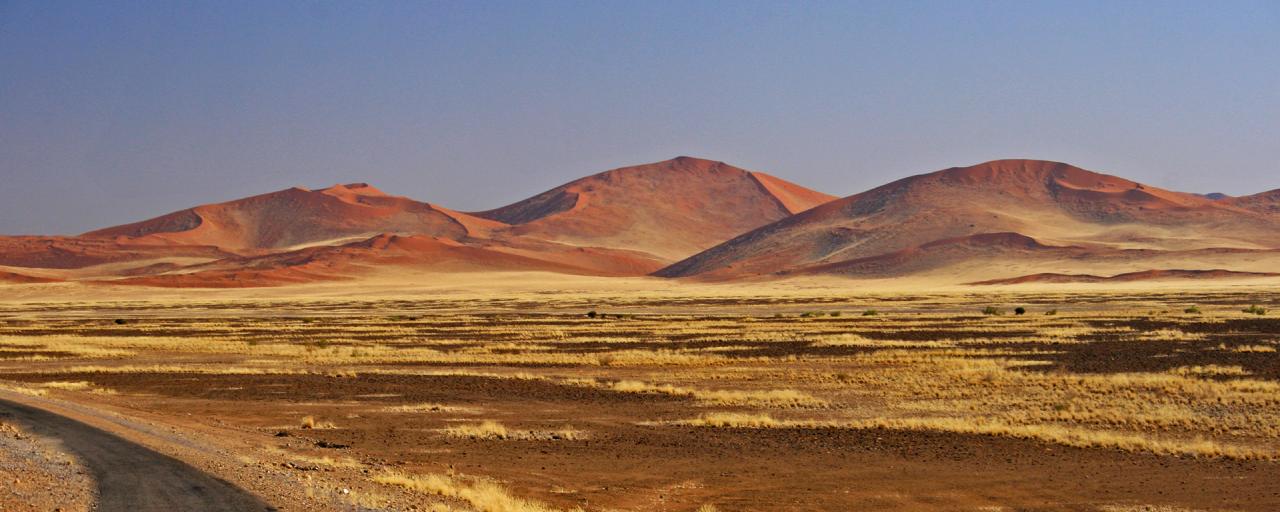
[374,471,581,512]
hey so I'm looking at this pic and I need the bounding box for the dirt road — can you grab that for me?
[0,396,272,512]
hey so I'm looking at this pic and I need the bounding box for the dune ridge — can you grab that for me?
[3,157,1278,288]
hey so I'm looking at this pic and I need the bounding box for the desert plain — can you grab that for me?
[2,275,1279,512]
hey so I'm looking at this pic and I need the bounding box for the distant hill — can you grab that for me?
[658,159,1280,280]
[473,156,834,260]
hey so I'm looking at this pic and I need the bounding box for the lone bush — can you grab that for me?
[1243,305,1267,316]
[1014,307,1026,315]
[982,306,1003,316]
[1184,306,1202,315]
[861,310,878,316]
[586,310,598,319]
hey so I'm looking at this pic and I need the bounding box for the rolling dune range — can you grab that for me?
[3,157,1278,289]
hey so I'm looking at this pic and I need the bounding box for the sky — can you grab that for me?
[1,1,1278,235]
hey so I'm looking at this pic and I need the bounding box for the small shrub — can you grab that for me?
[1014,307,1026,315]
[586,310,598,319]
[981,306,1003,316]
[861,310,878,316]
[299,416,337,430]
[445,420,510,440]
[1184,306,1202,315]
[829,311,841,317]
[1045,309,1058,316]
[799,312,816,318]
[113,319,127,325]
[1243,305,1267,315]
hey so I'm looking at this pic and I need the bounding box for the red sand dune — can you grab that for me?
[0,270,60,284]
[0,236,230,270]
[83,183,505,253]
[473,156,835,261]
[776,233,1279,282]
[970,269,1280,285]
[658,159,1280,279]
[780,232,1089,278]
[113,233,662,287]
[1227,189,1280,215]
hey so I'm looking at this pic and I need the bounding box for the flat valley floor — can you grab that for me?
[1,287,1278,511]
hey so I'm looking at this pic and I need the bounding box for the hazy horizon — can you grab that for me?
[3,1,1278,235]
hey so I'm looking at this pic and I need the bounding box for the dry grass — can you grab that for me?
[669,415,1270,460]
[585,379,827,408]
[34,380,119,395]
[1232,344,1277,353]
[38,381,93,391]
[1168,365,1251,377]
[679,412,781,428]
[374,471,581,512]
[0,381,47,396]
[381,403,469,414]
[266,446,364,469]
[444,421,584,441]
[299,415,337,430]
[445,421,510,440]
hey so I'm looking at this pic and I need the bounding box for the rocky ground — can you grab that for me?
[0,415,93,512]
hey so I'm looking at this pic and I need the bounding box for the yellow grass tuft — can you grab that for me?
[31,380,121,395]
[682,412,781,428]
[603,379,826,408]
[381,403,466,414]
[1232,344,1277,353]
[0,382,47,397]
[39,381,92,391]
[1167,365,1251,377]
[374,471,580,512]
[443,421,585,441]
[299,415,337,430]
[445,421,510,440]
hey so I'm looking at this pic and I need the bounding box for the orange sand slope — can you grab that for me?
[81,183,505,253]
[969,269,1280,286]
[472,156,836,260]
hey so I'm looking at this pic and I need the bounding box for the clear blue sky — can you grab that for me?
[2,1,1277,234]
